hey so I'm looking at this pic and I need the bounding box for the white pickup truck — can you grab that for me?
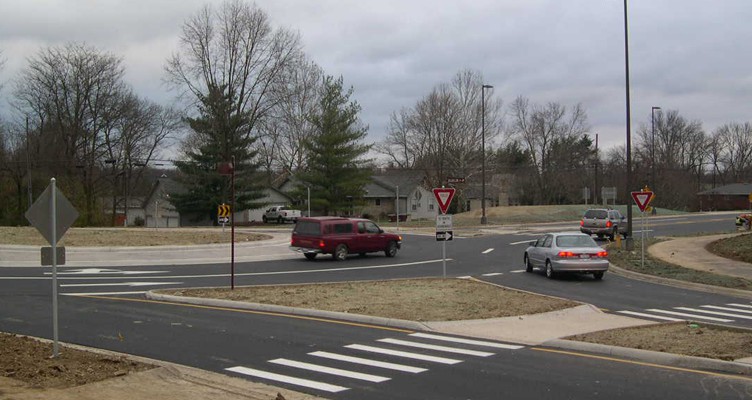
[262,205,301,224]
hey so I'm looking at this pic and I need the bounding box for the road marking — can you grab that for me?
[309,351,426,373]
[345,344,462,364]
[46,268,167,275]
[60,282,181,288]
[646,309,732,322]
[225,366,348,393]
[482,248,494,254]
[617,311,683,321]
[377,338,494,357]
[268,359,389,383]
[509,270,525,273]
[509,240,533,245]
[728,303,752,309]
[481,273,503,277]
[675,307,752,320]
[409,333,524,349]
[702,305,752,315]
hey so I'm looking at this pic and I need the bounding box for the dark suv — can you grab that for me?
[290,217,402,261]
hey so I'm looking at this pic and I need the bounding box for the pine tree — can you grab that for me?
[170,84,264,223]
[297,76,372,216]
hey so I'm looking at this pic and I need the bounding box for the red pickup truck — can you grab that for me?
[290,217,402,261]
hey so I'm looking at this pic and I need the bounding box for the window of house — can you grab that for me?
[429,203,434,210]
[375,199,381,206]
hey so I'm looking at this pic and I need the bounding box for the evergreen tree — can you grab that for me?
[297,76,372,216]
[170,84,264,223]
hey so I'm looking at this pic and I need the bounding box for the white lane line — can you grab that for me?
[377,338,494,357]
[225,366,348,393]
[309,351,426,373]
[60,282,181,288]
[728,303,752,309]
[617,311,683,321]
[62,291,146,296]
[269,359,389,383]
[675,307,752,320]
[509,240,534,245]
[345,344,462,365]
[482,248,494,254]
[481,273,503,277]
[409,333,525,350]
[509,270,526,273]
[702,305,752,315]
[647,309,733,322]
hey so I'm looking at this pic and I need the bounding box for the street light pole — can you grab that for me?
[623,0,634,249]
[651,106,661,191]
[481,84,493,225]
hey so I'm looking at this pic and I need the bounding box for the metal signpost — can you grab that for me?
[631,186,655,269]
[433,187,456,278]
[25,178,79,358]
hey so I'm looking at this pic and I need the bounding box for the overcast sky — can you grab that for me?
[1,0,750,154]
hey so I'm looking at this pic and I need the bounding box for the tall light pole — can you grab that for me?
[651,106,661,191]
[623,0,634,249]
[481,84,493,225]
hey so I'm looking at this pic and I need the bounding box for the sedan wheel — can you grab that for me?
[333,244,348,261]
[304,253,316,261]
[385,241,398,257]
[524,254,533,273]
[545,261,556,279]
[593,271,605,280]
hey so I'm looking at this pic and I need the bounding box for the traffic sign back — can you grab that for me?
[433,188,456,214]
[25,182,79,245]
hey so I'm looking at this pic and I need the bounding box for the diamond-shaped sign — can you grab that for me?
[25,181,79,245]
[631,190,655,213]
[433,188,456,215]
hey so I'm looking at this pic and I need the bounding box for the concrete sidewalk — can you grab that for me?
[648,232,752,280]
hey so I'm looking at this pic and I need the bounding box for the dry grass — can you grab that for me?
[0,226,270,247]
[168,278,579,322]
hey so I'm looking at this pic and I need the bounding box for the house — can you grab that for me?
[360,170,436,221]
[697,183,752,211]
[234,187,295,223]
[144,176,184,228]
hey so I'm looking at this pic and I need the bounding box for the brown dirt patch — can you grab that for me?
[168,278,580,321]
[0,227,270,247]
[568,322,752,361]
[0,332,153,388]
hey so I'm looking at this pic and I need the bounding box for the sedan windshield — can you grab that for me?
[556,235,598,248]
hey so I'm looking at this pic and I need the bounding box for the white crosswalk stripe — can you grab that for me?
[409,333,524,350]
[377,338,495,357]
[309,351,427,373]
[674,307,752,320]
[701,305,752,315]
[345,344,463,364]
[646,309,733,322]
[617,310,683,321]
[728,303,752,309]
[225,366,349,393]
[269,358,390,382]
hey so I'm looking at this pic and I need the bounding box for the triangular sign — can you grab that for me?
[433,188,456,214]
[631,191,655,212]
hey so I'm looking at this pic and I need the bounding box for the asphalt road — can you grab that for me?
[2,211,751,398]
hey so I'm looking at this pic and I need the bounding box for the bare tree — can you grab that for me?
[165,0,303,154]
[507,96,590,204]
[711,122,752,183]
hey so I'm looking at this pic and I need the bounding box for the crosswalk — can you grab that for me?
[617,302,752,324]
[225,332,524,394]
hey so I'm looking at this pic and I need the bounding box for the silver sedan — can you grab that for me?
[524,232,609,280]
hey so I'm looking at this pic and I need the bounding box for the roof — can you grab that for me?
[365,170,427,198]
[697,183,752,196]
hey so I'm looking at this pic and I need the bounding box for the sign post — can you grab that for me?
[25,178,79,358]
[631,187,655,269]
[433,188,456,278]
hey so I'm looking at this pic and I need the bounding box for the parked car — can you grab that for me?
[524,232,609,280]
[262,205,301,224]
[290,216,402,261]
[580,208,626,240]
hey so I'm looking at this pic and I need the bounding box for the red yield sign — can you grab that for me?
[631,190,655,213]
[433,187,456,215]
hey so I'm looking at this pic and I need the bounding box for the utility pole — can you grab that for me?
[594,133,599,205]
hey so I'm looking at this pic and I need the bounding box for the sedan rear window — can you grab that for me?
[556,235,598,248]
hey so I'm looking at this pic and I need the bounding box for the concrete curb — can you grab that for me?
[543,339,752,376]
[146,291,433,332]
[608,264,752,300]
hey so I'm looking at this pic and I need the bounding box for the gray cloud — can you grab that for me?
[1,0,750,152]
